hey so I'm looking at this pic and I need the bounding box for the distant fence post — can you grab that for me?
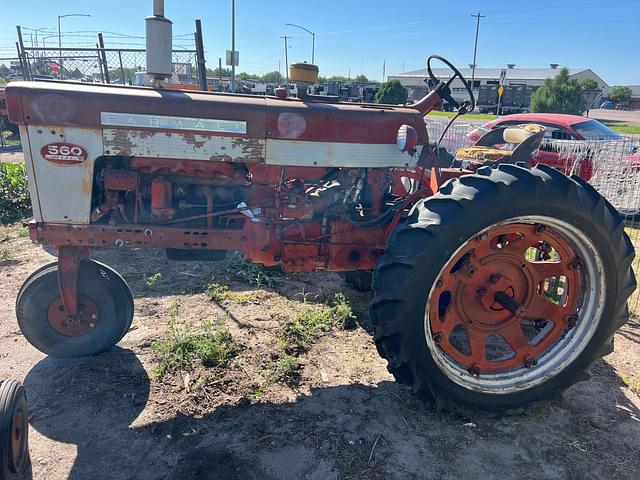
[195,19,207,91]
[118,50,125,84]
[16,26,31,80]
[98,33,110,84]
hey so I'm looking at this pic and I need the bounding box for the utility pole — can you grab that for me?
[280,35,291,82]
[231,0,236,92]
[470,12,485,91]
[382,59,386,83]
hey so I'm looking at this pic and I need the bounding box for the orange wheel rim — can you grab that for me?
[47,296,100,337]
[429,222,584,375]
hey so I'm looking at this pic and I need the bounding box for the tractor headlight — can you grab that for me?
[397,124,417,153]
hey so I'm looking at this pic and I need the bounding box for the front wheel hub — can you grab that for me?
[47,296,100,337]
[429,221,588,377]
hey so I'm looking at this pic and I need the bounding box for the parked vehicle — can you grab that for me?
[6,34,635,412]
[477,85,538,114]
[599,101,614,109]
[465,113,640,216]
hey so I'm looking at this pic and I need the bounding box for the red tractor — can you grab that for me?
[5,8,635,410]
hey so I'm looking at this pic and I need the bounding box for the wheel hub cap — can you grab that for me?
[429,223,582,374]
[47,296,100,337]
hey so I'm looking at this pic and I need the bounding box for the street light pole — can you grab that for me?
[285,23,315,64]
[470,12,485,92]
[58,13,91,74]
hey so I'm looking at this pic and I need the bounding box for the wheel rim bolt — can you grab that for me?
[435,279,443,288]
[566,315,578,330]
[468,364,481,376]
[535,224,546,234]
[478,233,488,241]
[476,287,487,297]
[433,333,444,346]
[489,274,501,284]
[524,356,537,368]
[569,257,583,270]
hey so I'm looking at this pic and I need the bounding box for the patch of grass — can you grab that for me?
[427,111,497,121]
[278,292,355,354]
[619,373,640,393]
[145,272,162,288]
[246,383,265,400]
[17,225,28,237]
[205,282,263,305]
[225,252,281,287]
[0,248,13,260]
[263,352,301,384]
[151,304,239,377]
[0,163,31,224]
[604,123,640,135]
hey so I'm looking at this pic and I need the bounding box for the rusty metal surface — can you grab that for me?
[429,222,582,374]
[5,81,267,138]
[6,81,431,147]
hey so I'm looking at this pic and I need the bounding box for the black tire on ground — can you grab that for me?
[370,164,635,411]
[15,260,134,358]
[340,270,373,292]
[0,380,30,480]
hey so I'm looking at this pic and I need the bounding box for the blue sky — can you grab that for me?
[1,0,639,84]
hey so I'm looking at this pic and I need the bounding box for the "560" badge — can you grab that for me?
[40,143,88,165]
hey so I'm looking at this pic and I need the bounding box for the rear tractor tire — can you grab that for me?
[370,164,635,410]
[15,260,134,358]
[0,380,30,480]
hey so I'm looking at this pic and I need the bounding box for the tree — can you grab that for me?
[207,66,231,77]
[375,80,408,104]
[580,78,599,91]
[0,64,10,77]
[354,74,369,83]
[261,71,283,83]
[530,68,587,115]
[609,86,632,105]
[109,67,137,84]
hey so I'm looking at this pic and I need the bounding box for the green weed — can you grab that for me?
[225,252,281,287]
[151,304,239,377]
[278,292,355,353]
[0,163,31,224]
[145,272,162,287]
[206,282,262,305]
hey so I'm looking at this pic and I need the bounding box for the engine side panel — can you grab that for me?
[22,125,101,224]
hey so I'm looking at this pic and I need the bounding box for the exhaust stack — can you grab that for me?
[145,0,173,86]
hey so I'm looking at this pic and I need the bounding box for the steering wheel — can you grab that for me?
[427,55,476,114]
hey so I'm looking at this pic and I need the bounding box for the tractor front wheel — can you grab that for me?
[0,380,30,480]
[16,260,134,358]
[370,164,635,410]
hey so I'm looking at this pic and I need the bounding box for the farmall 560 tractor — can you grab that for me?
[5,3,635,411]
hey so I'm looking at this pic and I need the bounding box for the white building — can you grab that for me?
[389,64,609,102]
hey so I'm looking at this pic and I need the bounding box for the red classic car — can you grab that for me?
[466,113,639,181]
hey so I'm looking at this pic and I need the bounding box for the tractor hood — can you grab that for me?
[5,81,429,147]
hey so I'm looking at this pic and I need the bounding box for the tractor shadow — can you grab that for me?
[22,349,640,479]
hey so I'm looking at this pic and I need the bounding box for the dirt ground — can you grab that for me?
[0,222,639,480]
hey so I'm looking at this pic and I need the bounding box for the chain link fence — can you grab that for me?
[0,91,21,150]
[427,117,640,314]
[19,47,199,85]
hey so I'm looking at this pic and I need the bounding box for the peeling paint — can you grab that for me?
[103,129,266,163]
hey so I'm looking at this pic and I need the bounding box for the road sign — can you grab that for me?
[226,50,239,66]
[498,85,505,97]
